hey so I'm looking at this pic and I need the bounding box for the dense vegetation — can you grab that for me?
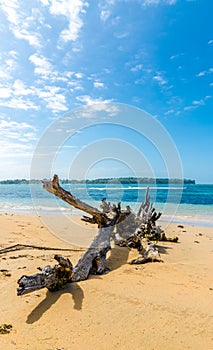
[0,177,195,185]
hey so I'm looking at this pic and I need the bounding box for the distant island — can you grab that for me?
[0,177,195,185]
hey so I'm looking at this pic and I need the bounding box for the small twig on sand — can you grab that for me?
[0,244,84,255]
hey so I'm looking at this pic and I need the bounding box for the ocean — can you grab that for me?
[0,183,213,227]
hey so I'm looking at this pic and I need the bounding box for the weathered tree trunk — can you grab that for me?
[17,175,177,295]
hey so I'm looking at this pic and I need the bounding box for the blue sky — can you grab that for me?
[0,0,212,183]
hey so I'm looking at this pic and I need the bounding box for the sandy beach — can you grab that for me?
[0,213,212,350]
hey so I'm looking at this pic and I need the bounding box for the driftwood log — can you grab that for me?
[17,175,178,296]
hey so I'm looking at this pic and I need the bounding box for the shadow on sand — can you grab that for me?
[26,243,172,323]
[26,245,130,324]
[26,283,84,324]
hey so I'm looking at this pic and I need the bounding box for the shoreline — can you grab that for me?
[1,208,213,228]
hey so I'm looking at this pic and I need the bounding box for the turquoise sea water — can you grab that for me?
[0,183,213,227]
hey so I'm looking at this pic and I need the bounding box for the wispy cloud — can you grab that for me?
[170,53,184,60]
[0,1,42,48]
[100,9,111,22]
[153,72,167,85]
[0,119,37,141]
[143,0,177,6]
[99,0,116,22]
[192,99,205,106]
[0,87,12,98]
[34,85,68,112]
[40,0,89,43]
[99,0,176,24]
[0,118,37,167]
[76,95,112,106]
[208,39,213,45]
[93,81,105,88]
[13,80,34,96]
[196,67,213,77]
[131,64,143,72]
[75,72,84,79]
[196,71,206,77]
[0,50,18,81]
[29,53,54,79]
[74,95,119,117]
[164,109,175,115]
[0,76,68,112]
[114,32,129,39]
[184,97,209,111]
[0,97,39,111]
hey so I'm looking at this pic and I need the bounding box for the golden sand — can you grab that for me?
[0,213,212,350]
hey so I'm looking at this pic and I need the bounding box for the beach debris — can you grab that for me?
[0,243,84,256]
[17,174,179,296]
[0,269,11,277]
[177,225,184,228]
[0,324,12,334]
[129,243,163,264]
[17,255,73,296]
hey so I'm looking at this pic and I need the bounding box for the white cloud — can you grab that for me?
[169,53,184,60]
[0,120,37,138]
[192,99,205,106]
[208,39,213,45]
[41,0,89,43]
[164,109,175,115]
[46,94,68,112]
[13,80,29,95]
[131,64,143,72]
[93,81,105,88]
[0,78,69,113]
[184,105,196,111]
[0,119,37,166]
[0,1,42,48]
[0,97,39,110]
[13,28,41,47]
[114,32,129,39]
[100,10,111,22]
[196,68,213,77]
[0,77,68,113]
[29,53,53,78]
[39,0,50,5]
[75,72,84,79]
[0,140,33,157]
[29,53,72,88]
[0,0,19,25]
[75,95,118,117]
[143,0,177,5]
[184,98,206,111]
[76,95,112,105]
[35,85,68,112]
[153,73,167,85]
[99,0,116,22]
[0,87,12,98]
[196,71,206,77]
[0,51,18,81]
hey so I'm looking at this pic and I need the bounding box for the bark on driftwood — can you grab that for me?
[17,175,178,296]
